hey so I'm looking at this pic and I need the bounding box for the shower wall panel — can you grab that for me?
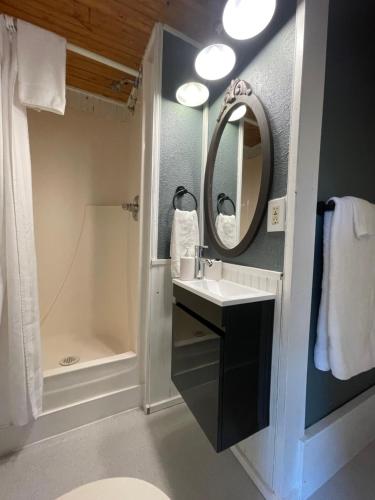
[28,93,141,369]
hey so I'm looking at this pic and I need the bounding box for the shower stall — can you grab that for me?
[28,88,142,410]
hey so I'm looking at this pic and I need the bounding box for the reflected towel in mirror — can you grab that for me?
[215,214,237,249]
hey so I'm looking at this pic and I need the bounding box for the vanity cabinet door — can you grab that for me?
[171,294,275,452]
[172,304,223,450]
[221,300,274,448]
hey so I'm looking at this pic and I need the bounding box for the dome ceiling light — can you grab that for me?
[228,104,247,122]
[176,82,209,107]
[195,44,236,81]
[223,0,276,40]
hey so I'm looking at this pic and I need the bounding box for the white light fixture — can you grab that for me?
[195,44,236,81]
[228,104,247,122]
[176,82,209,107]
[223,0,276,40]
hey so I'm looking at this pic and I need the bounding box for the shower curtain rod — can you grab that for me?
[66,44,139,78]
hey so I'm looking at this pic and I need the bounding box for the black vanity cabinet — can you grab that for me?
[171,285,275,452]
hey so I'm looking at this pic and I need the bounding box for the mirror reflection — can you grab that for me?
[212,106,262,249]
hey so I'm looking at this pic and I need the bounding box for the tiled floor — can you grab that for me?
[0,404,263,500]
[310,439,375,500]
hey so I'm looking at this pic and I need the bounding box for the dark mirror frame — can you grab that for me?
[204,79,273,257]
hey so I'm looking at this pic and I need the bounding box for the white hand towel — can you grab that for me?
[170,209,199,278]
[314,210,333,371]
[352,197,375,238]
[215,214,237,249]
[315,197,375,380]
[17,20,66,115]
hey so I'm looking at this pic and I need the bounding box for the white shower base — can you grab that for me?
[0,350,141,456]
[42,332,127,371]
[43,348,140,412]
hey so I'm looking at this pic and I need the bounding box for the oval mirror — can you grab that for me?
[204,79,273,257]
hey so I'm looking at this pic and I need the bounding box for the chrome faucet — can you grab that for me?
[194,245,213,279]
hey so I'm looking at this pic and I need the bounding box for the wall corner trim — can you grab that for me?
[145,395,183,414]
[231,446,278,500]
[273,0,330,497]
[301,385,375,498]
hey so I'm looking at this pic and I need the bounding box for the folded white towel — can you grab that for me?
[352,197,375,238]
[315,197,375,380]
[314,210,333,372]
[170,209,199,278]
[215,214,237,249]
[17,20,66,114]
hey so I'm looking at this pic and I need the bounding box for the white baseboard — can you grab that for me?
[231,446,278,500]
[301,385,375,499]
[0,384,141,458]
[146,395,183,414]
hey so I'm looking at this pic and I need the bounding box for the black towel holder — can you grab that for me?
[173,186,198,210]
[317,200,335,216]
[217,193,236,215]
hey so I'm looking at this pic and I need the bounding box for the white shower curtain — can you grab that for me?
[0,15,42,427]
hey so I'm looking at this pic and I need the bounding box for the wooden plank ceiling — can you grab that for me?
[0,0,225,103]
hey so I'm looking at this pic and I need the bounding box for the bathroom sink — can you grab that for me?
[173,278,275,307]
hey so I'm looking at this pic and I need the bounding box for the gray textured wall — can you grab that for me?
[204,16,295,271]
[158,5,296,270]
[305,0,375,428]
[158,31,203,258]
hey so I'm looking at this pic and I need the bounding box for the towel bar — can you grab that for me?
[317,200,335,216]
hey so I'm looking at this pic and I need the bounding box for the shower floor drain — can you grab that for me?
[59,355,80,367]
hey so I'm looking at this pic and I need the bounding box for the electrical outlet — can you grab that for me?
[272,205,280,225]
[267,197,286,232]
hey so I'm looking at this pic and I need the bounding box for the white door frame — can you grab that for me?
[273,0,329,498]
[139,24,209,411]
[138,23,164,409]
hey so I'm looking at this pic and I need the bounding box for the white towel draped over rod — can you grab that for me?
[315,196,375,380]
[1,14,139,77]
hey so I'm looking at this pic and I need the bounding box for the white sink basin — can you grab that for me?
[173,278,276,307]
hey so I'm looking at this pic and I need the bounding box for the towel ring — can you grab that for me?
[173,186,198,210]
[217,193,236,215]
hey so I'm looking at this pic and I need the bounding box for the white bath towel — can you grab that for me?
[315,210,333,372]
[315,197,375,380]
[17,20,66,114]
[352,197,375,238]
[215,214,237,249]
[170,209,199,278]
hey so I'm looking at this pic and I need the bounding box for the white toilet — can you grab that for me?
[57,478,170,500]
